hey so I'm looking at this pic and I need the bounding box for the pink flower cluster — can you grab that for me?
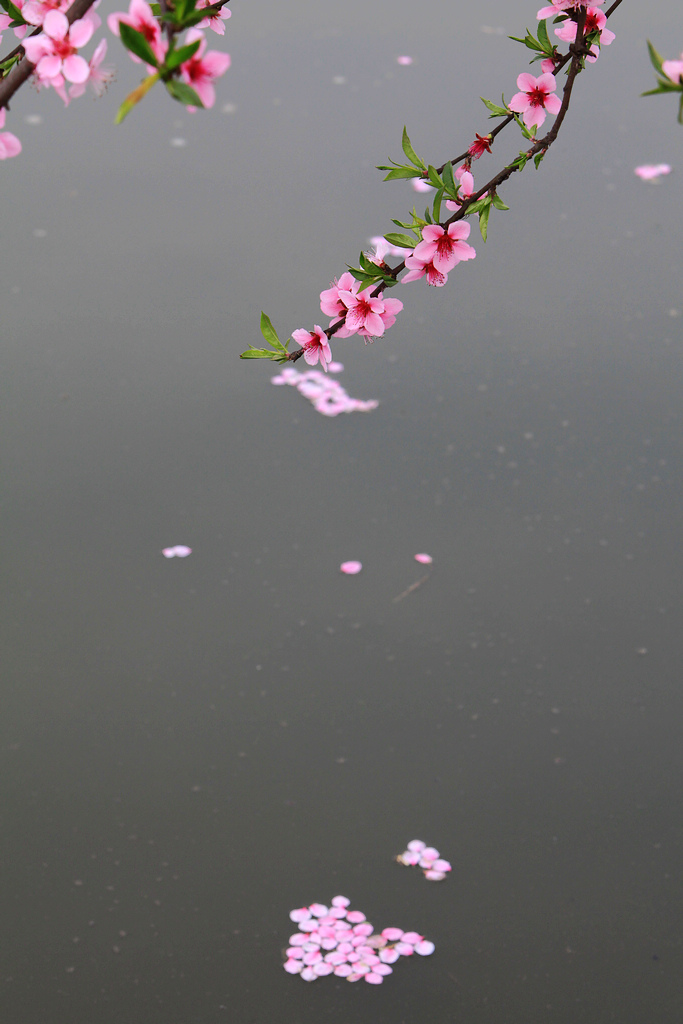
[536,1,613,63]
[271,363,379,417]
[108,0,230,109]
[509,72,561,129]
[320,272,403,342]
[20,2,113,106]
[404,221,476,287]
[396,839,452,881]
[283,896,435,983]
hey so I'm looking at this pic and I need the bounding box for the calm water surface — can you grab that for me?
[2,1,682,1021]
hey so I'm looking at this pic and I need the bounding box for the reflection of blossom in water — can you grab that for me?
[271,363,378,418]
[283,896,435,983]
[396,839,452,881]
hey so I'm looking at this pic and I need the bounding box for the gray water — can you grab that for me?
[2,1,683,1021]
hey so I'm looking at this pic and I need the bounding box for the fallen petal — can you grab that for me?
[340,561,362,575]
[414,552,433,564]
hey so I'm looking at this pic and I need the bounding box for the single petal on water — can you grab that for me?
[415,940,436,956]
[396,55,413,65]
[340,561,362,575]
[414,552,433,564]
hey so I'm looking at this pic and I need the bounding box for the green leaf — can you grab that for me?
[114,72,161,123]
[478,203,491,242]
[163,38,201,71]
[119,21,159,67]
[432,187,444,224]
[534,150,545,169]
[491,193,509,211]
[401,127,426,171]
[149,3,161,13]
[537,18,551,52]
[380,167,423,181]
[481,96,509,117]
[647,40,665,77]
[678,91,683,125]
[441,159,456,195]
[260,312,285,351]
[384,232,417,249]
[0,0,25,23]
[425,164,441,190]
[165,78,204,107]
[240,346,284,361]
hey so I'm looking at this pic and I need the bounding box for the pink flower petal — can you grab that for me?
[364,972,384,984]
[414,553,433,564]
[381,927,404,942]
[340,561,362,575]
[407,839,426,852]
[401,931,423,945]
[415,940,436,956]
[396,55,413,65]
[283,958,303,974]
[379,947,401,964]
[424,869,447,881]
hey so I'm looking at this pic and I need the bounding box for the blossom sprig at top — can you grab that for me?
[396,840,452,881]
[242,1,624,368]
[284,896,435,983]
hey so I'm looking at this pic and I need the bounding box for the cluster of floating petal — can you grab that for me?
[634,163,672,182]
[162,545,192,557]
[396,839,452,881]
[271,363,379,418]
[284,897,435,983]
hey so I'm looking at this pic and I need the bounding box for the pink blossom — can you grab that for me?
[107,0,166,64]
[340,561,362,574]
[196,0,231,35]
[508,71,561,129]
[320,272,359,319]
[23,10,94,84]
[402,254,449,287]
[338,288,403,340]
[412,221,476,274]
[663,54,683,85]
[537,0,604,16]
[553,6,615,56]
[634,164,672,182]
[291,325,332,371]
[22,0,69,27]
[412,176,435,193]
[468,133,492,159]
[69,38,115,98]
[455,164,475,196]
[180,28,230,109]
[0,108,22,159]
[367,237,411,263]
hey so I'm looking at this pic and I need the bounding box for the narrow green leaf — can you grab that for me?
[491,193,509,211]
[432,187,444,224]
[479,204,491,242]
[165,78,204,107]
[119,21,159,67]
[537,18,551,52]
[533,150,545,169]
[384,233,417,249]
[240,346,279,360]
[260,312,284,350]
[442,160,456,195]
[380,167,423,181]
[427,164,443,189]
[646,40,664,77]
[115,72,160,124]
[481,96,509,117]
[678,92,683,125]
[401,127,426,171]
[163,38,201,71]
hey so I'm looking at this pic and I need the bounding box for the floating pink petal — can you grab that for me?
[395,941,415,956]
[414,940,436,956]
[634,163,672,182]
[398,850,421,865]
[340,561,362,575]
[309,903,329,917]
[374,963,393,976]
[289,907,312,923]
[421,846,440,860]
[379,946,400,964]
[396,55,413,65]
[432,858,451,872]
[414,552,433,564]
[401,931,423,945]
[381,927,404,942]
[284,958,303,974]
[313,961,334,976]
[365,972,384,984]
[300,966,319,982]
[334,963,353,977]
[424,869,447,881]
[407,839,426,852]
